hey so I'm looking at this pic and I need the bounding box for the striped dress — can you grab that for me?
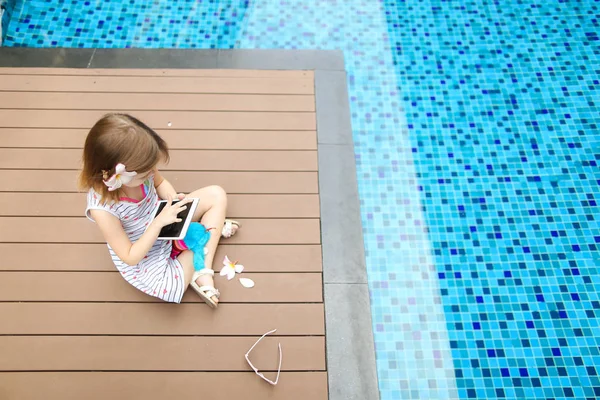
[85,175,186,303]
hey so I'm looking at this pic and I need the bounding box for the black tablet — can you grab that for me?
[148,198,199,240]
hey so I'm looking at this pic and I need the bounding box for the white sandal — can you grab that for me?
[222,219,241,238]
[189,268,220,308]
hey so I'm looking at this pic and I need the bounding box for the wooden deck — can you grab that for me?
[0,68,326,399]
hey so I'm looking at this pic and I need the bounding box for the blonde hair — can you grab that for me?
[79,113,170,203]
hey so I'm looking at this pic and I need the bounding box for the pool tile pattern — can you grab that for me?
[382,1,600,398]
[4,0,600,399]
[0,0,17,44]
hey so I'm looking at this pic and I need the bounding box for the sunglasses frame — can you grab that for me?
[245,329,283,385]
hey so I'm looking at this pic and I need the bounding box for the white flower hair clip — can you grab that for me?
[103,163,137,191]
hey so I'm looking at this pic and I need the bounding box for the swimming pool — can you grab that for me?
[4,0,599,399]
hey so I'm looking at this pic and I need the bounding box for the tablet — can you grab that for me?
[149,198,199,240]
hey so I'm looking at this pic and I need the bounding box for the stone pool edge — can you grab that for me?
[0,47,380,400]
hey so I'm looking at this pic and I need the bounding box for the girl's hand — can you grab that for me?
[176,193,186,201]
[154,195,193,228]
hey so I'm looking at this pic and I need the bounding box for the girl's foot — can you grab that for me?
[190,269,220,308]
[222,219,241,238]
[196,274,219,305]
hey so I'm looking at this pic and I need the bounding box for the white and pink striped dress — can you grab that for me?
[85,175,186,303]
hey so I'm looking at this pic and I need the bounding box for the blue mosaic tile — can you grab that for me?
[4,1,600,399]
[383,1,600,399]
[0,0,17,44]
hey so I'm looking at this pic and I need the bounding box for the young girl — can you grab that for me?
[79,113,240,308]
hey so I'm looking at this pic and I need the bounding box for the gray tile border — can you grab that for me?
[315,70,353,145]
[0,48,345,70]
[325,284,379,400]
[315,64,379,400]
[318,144,367,284]
[0,47,95,68]
[90,48,218,69]
[0,47,379,400]
[217,49,345,70]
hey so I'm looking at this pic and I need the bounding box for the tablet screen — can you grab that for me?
[154,200,192,239]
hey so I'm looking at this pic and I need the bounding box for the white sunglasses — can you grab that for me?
[245,329,283,385]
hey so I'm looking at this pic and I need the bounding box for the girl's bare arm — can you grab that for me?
[90,209,162,266]
[90,197,191,265]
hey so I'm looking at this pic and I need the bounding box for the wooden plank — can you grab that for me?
[0,272,323,303]
[0,303,325,335]
[0,170,319,194]
[0,193,320,218]
[0,148,318,171]
[0,372,328,400]
[0,218,321,244]
[0,128,317,150]
[0,109,316,130]
[0,67,314,78]
[0,92,315,112]
[0,244,323,272]
[0,75,314,94]
[0,336,325,371]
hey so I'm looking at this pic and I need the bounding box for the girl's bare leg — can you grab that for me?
[179,185,239,304]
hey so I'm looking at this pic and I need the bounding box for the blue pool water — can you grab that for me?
[4,1,599,399]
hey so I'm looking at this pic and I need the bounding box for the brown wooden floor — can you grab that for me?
[0,68,326,399]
